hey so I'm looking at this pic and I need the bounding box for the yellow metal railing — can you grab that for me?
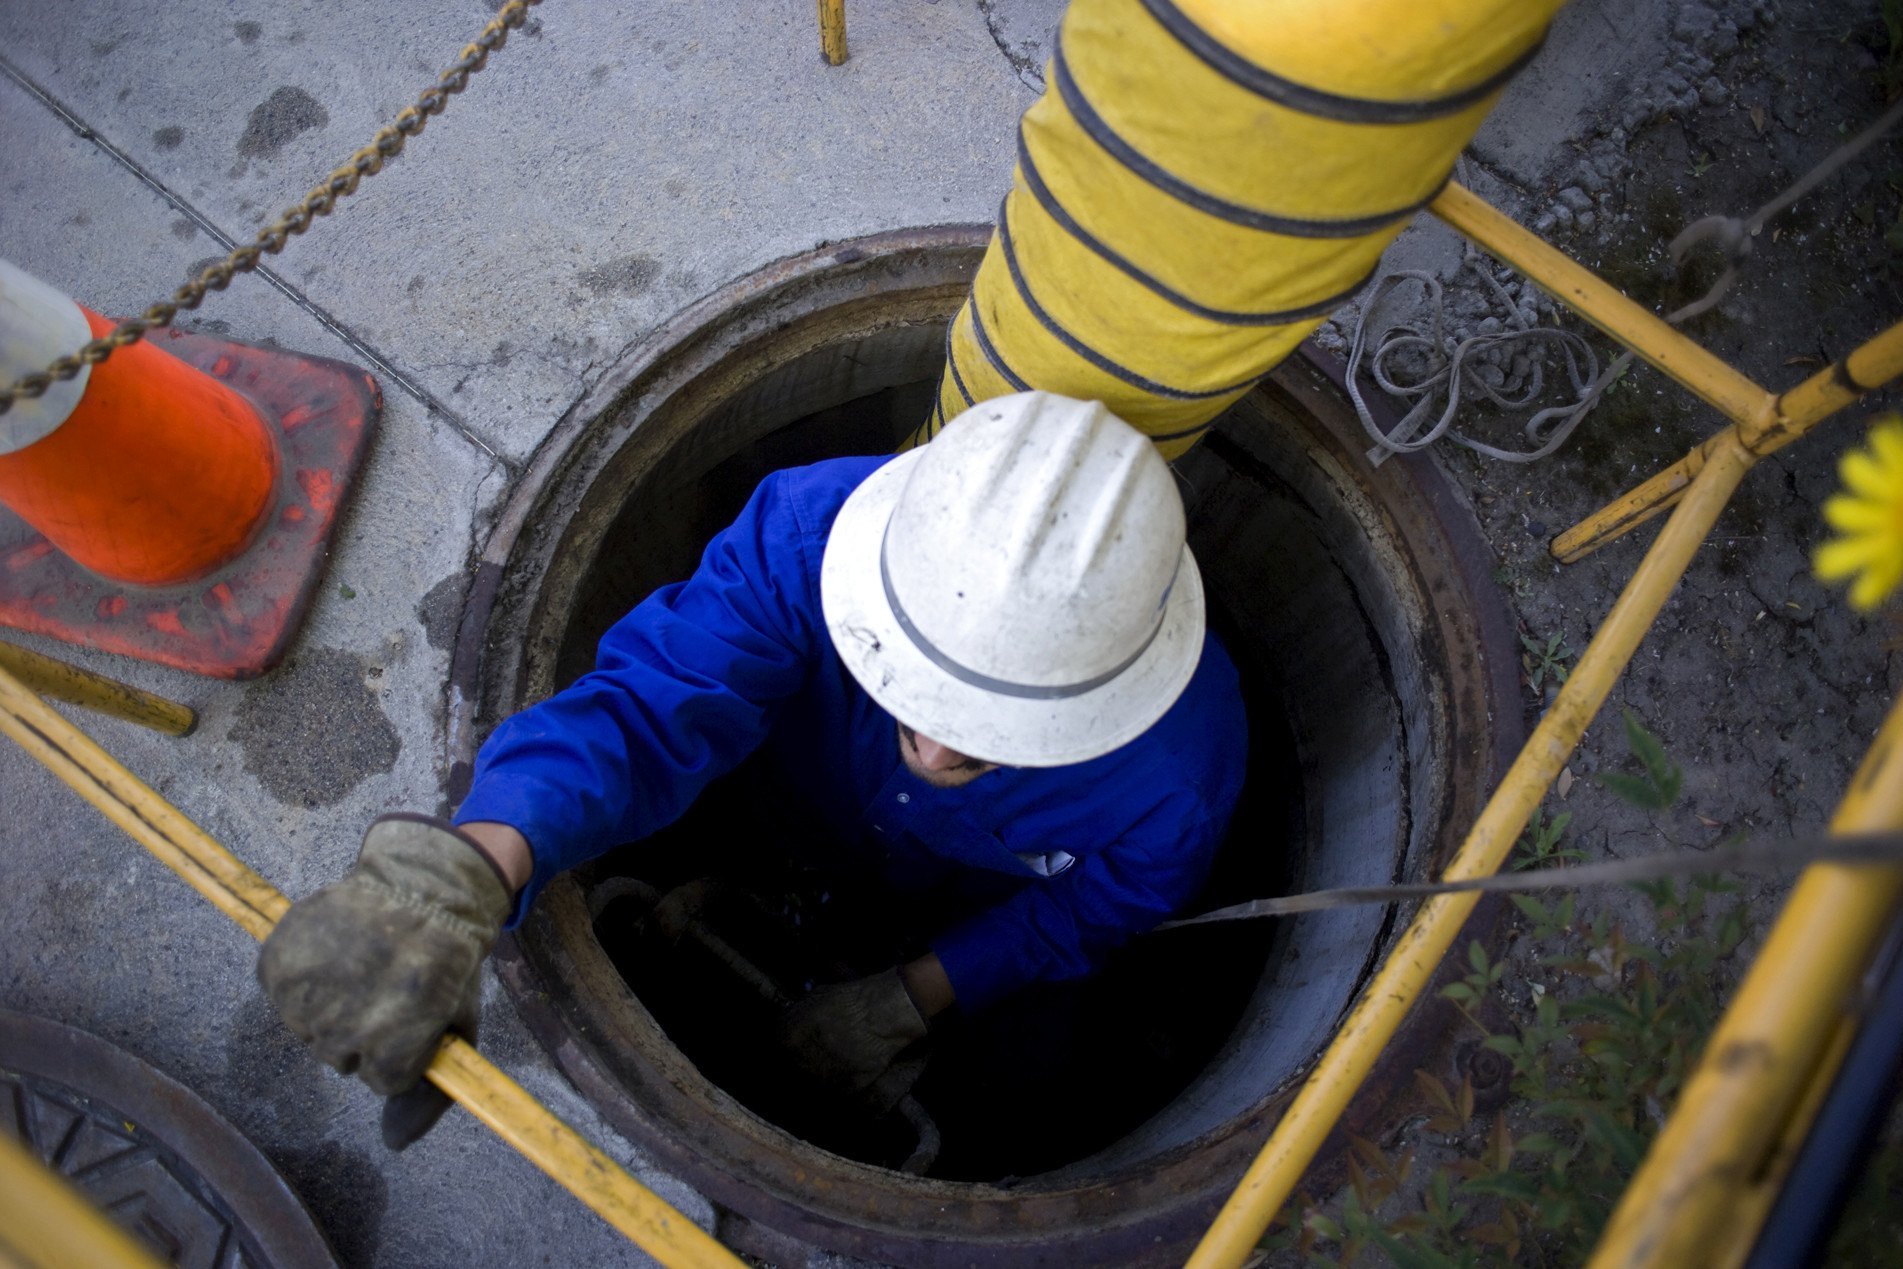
[0,1129,170,1269]
[1555,320,1903,562]
[1187,182,1903,1268]
[0,662,745,1269]
[1430,183,1775,425]
[0,639,196,736]
[817,0,847,65]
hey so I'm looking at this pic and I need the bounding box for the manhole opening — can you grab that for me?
[470,229,1514,1263]
[560,376,1305,1180]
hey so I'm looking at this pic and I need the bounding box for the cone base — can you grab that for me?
[0,326,381,679]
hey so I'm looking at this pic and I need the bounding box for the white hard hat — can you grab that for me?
[821,391,1205,767]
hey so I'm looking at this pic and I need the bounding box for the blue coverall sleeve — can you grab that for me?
[454,470,824,922]
[928,792,1222,1012]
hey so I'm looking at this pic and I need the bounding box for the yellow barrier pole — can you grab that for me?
[0,663,746,1269]
[1705,1017,1859,1267]
[0,667,286,939]
[1184,431,1760,1267]
[1430,183,1774,426]
[817,0,847,65]
[1550,434,1726,564]
[1748,319,1903,450]
[0,1129,170,1269]
[1588,694,1903,1268]
[1554,320,1903,562]
[0,639,195,737]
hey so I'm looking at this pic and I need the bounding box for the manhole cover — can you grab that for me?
[1,1009,337,1269]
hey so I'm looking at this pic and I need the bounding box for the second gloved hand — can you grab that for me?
[779,967,930,1113]
[257,814,513,1148]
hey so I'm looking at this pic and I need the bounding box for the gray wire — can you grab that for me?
[1155,829,1903,929]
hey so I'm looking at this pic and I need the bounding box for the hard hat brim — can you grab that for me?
[821,450,1206,768]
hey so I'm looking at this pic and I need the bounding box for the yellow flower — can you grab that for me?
[1814,417,1903,611]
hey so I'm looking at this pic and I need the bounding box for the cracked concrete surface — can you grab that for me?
[1,0,1898,1265]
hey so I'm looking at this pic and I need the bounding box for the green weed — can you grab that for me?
[1597,709,1681,812]
[1512,808,1582,872]
[1520,632,1572,694]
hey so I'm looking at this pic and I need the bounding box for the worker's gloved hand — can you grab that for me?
[257,814,513,1150]
[779,967,930,1114]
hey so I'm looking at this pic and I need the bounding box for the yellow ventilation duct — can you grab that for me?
[919,0,1565,458]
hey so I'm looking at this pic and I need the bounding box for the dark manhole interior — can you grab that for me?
[558,379,1322,1181]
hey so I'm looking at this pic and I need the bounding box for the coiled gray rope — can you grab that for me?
[1347,248,1604,467]
[1350,101,1903,468]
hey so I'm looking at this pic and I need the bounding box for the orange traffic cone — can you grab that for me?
[0,304,280,585]
[0,260,380,677]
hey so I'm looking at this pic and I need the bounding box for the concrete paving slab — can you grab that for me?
[1470,0,1674,187]
[0,67,686,1268]
[0,0,1032,464]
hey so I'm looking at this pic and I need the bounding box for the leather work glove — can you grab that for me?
[779,967,930,1114]
[257,814,513,1150]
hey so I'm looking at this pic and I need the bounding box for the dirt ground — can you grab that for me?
[1278,0,1903,1259]
[1446,0,1901,963]
[1310,0,1903,969]
[1474,0,1902,847]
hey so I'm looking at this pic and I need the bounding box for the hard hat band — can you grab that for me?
[877,525,1169,702]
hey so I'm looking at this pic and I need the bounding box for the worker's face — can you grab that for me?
[897,723,998,789]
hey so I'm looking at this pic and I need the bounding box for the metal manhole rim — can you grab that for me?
[447,226,1526,1266]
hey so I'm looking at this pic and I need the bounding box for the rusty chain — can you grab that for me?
[0,0,543,416]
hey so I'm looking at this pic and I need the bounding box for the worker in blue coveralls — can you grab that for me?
[259,390,1248,1147]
